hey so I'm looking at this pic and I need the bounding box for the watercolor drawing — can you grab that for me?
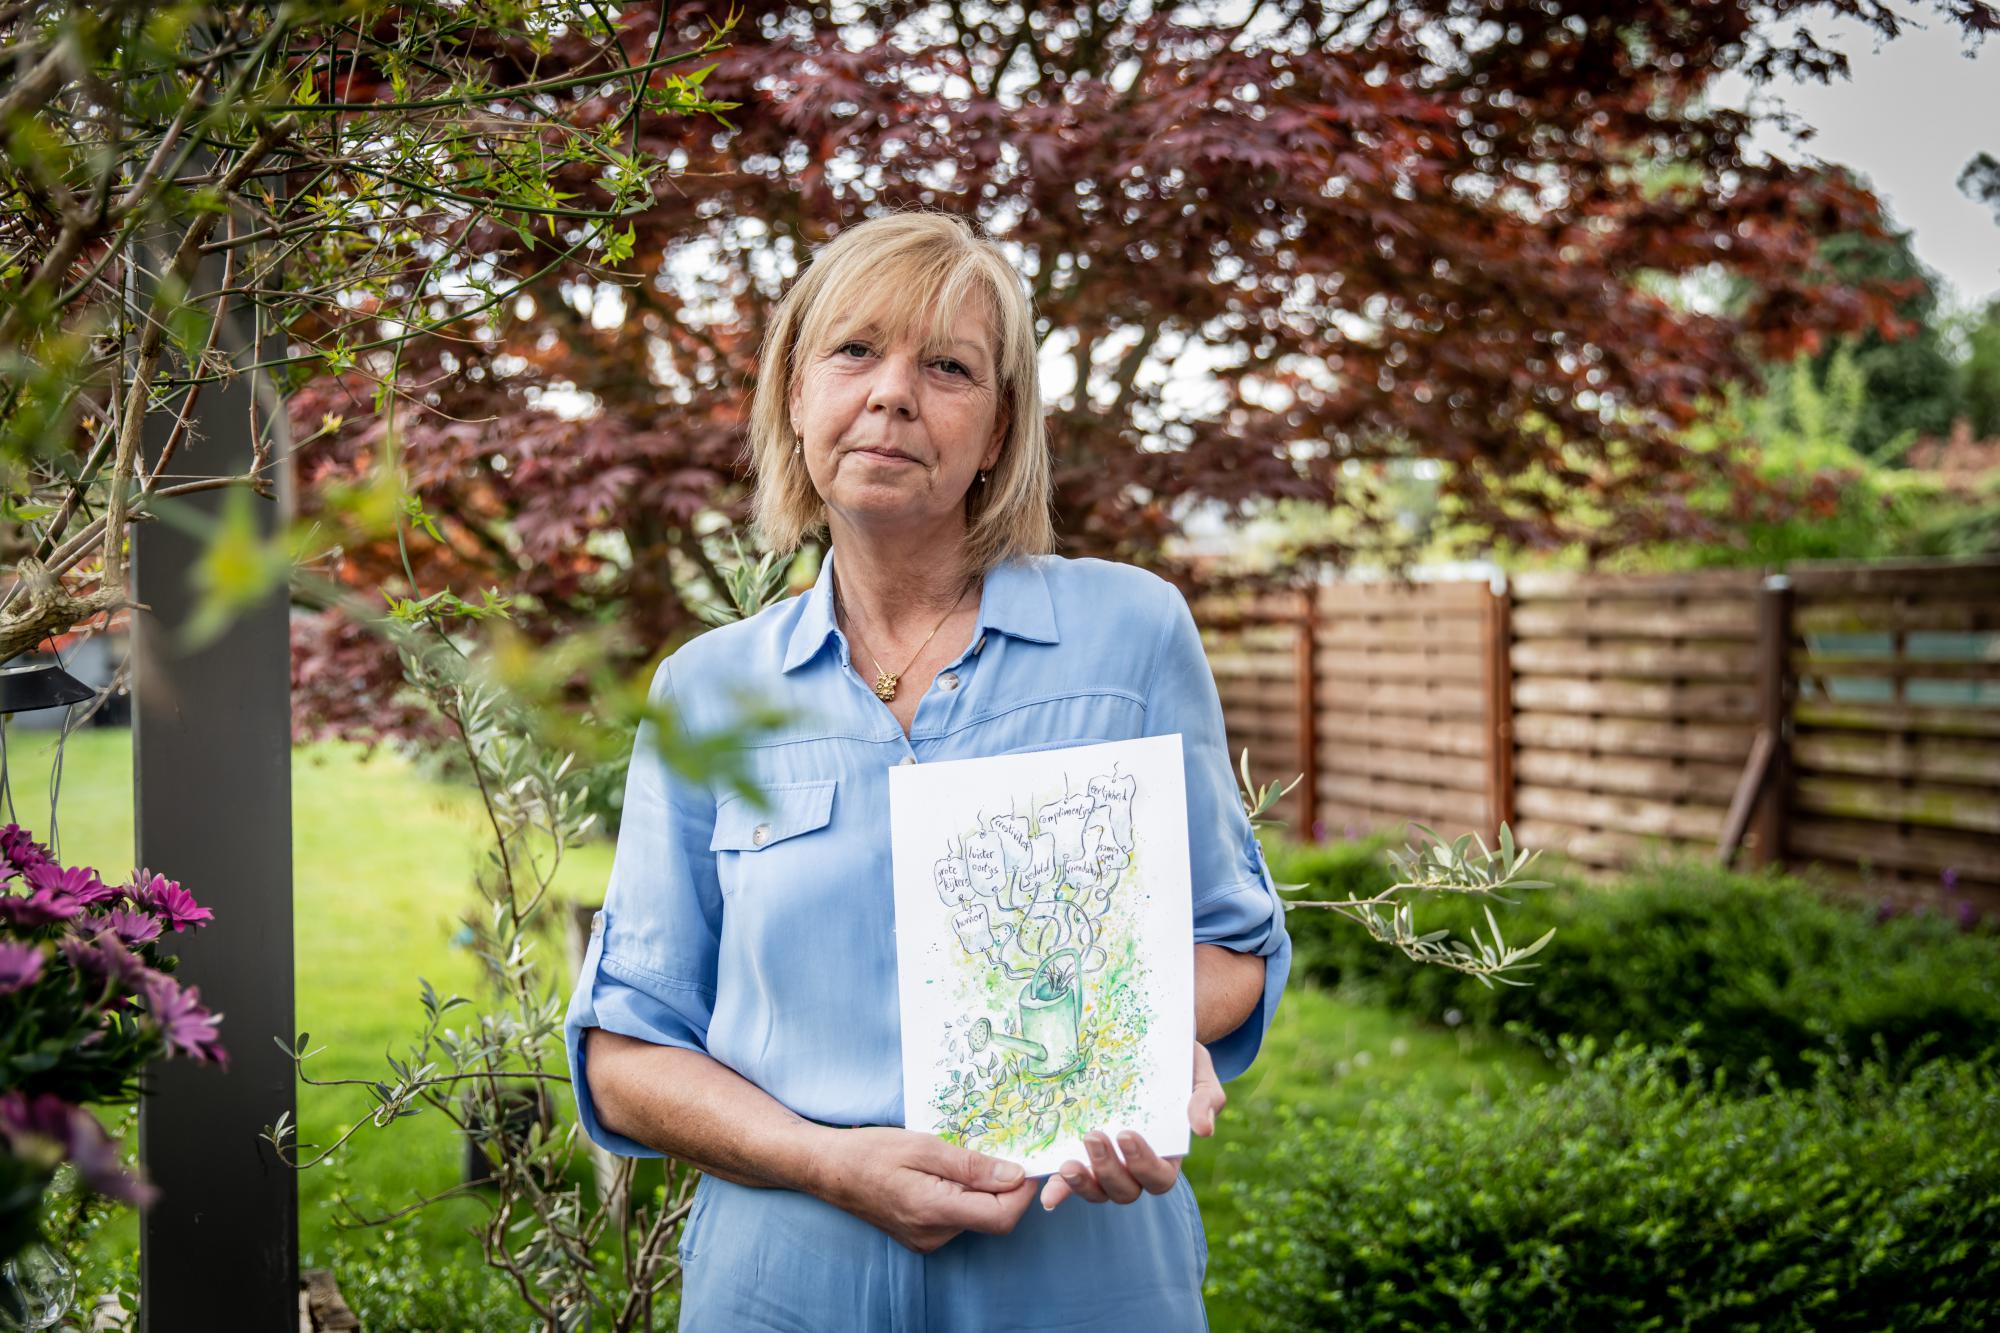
[889,735,1193,1177]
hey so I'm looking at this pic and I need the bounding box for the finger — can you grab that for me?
[1039,1172,1071,1211]
[1055,1157,1107,1204]
[953,1179,1038,1235]
[1084,1131,1142,1204]
[1116,1131,1180,1194]
[1189,1043,1226,1137]
[927,1138,1027,1193]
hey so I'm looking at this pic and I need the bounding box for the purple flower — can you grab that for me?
[134,874,213,933]
[0,824,50,876]
[25,861,117,907]
[0,941,43,993]
[98,907,163,948]
[1941,867,1961,892]
[0,879,83,928]
[140,973,227,1067]
[0,1092,156,1207]
[58,931,150,995]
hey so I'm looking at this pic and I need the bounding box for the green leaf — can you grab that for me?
[1514,927,1557,961]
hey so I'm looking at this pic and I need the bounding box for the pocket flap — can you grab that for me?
[709,779,838,852]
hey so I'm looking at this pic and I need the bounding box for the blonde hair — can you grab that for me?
[746,210,1055,573]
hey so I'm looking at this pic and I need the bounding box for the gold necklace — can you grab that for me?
[835,569,975,703]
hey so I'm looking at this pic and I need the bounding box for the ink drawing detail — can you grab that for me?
[889,735,1194,1177]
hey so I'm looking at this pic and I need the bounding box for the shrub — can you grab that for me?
[1265,846,2000,1085]
[1261,834,1399,983]
[308,1230,529,1333]
[1209,1034,2000,1331]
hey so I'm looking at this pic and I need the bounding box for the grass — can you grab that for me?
[12,727,1552,1330]
[7,727,616,1302]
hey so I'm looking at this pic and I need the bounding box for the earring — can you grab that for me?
[976,470,988,486]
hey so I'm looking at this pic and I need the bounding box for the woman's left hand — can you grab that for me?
[1038,1041,1225,1210]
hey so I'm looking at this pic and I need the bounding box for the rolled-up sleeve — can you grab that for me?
[1143,584,1293,1084]
[564,654,723,1158]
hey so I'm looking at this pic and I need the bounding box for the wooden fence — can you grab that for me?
[1197,556,2000,920]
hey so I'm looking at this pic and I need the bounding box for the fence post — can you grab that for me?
[1750,574,1794,867]
[1482,576,1515,842]
[1295,589,1320,840]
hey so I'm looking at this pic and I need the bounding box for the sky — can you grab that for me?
[1714,14,1999,310]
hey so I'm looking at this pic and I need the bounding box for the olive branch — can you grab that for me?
[1236,750,1556,989]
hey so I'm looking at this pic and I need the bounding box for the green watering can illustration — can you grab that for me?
[966,948,1084,1079]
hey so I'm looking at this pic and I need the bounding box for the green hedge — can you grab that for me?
[1210,1035,2000,1331]
[1262,842,2000,1084]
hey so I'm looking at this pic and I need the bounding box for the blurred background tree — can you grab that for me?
[287,0,1999,746]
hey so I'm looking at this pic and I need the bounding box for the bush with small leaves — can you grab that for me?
[1264,847,2000,1086]
[1209,1033,2000,1331]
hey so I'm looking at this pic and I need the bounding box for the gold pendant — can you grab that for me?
[872,672,899,702]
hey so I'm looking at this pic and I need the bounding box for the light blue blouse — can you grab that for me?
[563,547,1293,1329]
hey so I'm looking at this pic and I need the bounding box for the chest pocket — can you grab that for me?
[709,779,839,890]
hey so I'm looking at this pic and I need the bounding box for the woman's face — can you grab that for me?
[789,297,1008,540]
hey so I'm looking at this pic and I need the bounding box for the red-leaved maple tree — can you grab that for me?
[289,0,1997,744]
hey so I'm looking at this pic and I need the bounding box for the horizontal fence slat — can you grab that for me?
[1316,680,1488,717]
[1220,723,1300,750]
[1314,626,1486,654]
[1793,700,2000,738]
[1320,714,1489,757]
[1319,775,1490,829]
[1214,679,1298,711]
[1512,677,1760,720]
[1795,775,2000,836]
[1206,654,1297,681]
[1190,596,1307,627]
[1514,784,1729,842]
[1509,817,1714,869]
[1512,640,1760,680]
[1513,751,1744,803]
[1317,648,1487,681]
[1795,600,2000,634]
[1788,817,2000,882]
[1792,654,2000,683]
[1314,582,1490,611]
[1786,557,2000,597]
[1792,731,2000,786]
[1510,569,1765,601]
[1509,601,1760,640]
[1319,744,1488,794]
[1511,712,1758,762]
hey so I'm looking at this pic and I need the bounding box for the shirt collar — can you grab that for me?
[780,545,1059,674]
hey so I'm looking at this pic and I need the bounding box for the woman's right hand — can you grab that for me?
[807,1126,1038,1253]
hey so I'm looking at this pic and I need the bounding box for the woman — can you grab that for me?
[566,211,1292,1331]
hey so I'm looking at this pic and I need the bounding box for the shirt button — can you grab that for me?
[898,755,917,766]
[751,823,770,847]
[937,672,960,691]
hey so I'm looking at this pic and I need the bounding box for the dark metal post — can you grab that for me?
[1750,574,1794,868]
[131,263,297,1325]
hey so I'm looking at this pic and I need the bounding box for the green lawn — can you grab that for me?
[17,728,1551,1330]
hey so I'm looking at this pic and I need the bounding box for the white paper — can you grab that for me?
[889,735,1193,1177]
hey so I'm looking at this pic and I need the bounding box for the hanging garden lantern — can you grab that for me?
[0,655,96,715]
